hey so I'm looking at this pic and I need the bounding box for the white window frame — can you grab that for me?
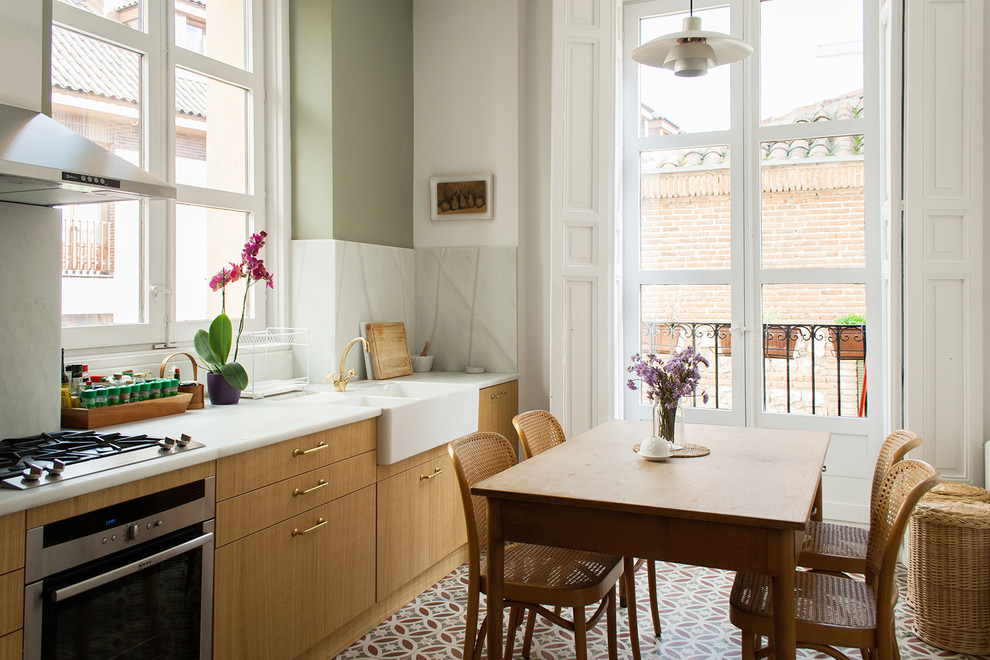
[622,0,883,438]
[53,0,268,352]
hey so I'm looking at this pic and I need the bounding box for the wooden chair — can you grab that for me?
[448,431,624,660]
[512,410,663,639]
[800,429,922,574]
[729,459,939,660]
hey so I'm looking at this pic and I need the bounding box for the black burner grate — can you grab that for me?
[0,431,163,483]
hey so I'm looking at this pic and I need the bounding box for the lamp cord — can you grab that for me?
[690,0,694,16]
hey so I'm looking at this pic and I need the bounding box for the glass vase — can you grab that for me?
[653,400,684,450]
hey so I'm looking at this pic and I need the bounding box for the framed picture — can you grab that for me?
[430,173,493,221]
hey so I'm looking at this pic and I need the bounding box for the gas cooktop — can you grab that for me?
[0,430,204,490]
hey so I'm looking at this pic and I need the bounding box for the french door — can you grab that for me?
[622,0,886,520]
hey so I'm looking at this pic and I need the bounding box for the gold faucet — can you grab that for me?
[329,337,370,391]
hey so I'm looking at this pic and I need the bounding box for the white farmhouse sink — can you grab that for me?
[330,382,479,465]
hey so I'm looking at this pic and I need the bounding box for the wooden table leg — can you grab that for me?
[487,499,505,660]
[623,556,641,660]
[770,532,797,660]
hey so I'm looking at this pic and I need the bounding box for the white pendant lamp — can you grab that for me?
[631,1,753,77]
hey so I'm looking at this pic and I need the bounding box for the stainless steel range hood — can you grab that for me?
[0,102,175,206]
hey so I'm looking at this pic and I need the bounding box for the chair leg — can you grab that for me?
[606,586,618,660]
[504,605,522,660]
[740,631,757,660]
[521,608,536,659]
[464,588,481,660]
[573,604,588,660]
[472,616,489,660]
[647,560,662,638]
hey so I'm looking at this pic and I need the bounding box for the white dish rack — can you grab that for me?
[238,327,309,399]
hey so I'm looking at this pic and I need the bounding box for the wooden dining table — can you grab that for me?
[471,419,829,660]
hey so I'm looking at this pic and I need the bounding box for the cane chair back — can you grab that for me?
[730,459,939,660]
[447,431,623,660]
[799,429,922,574]
[513,410,567,459]
[512,410,664,640]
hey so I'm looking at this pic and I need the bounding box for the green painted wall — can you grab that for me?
[289,0,413,248]
[289,0,333,240]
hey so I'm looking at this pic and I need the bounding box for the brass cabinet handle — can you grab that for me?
[490,391,508,400]
[420,467,443,481]
[291,518,327,537]
[292,479,327,497]
[292,441,328,457]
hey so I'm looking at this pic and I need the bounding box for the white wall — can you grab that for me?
[412,0,520,248]
[0,203,61,438]
[518,0,553,412]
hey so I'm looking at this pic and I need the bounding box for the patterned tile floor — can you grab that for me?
[339,561,989,659]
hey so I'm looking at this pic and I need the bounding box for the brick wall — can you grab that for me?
[636,159,867,416]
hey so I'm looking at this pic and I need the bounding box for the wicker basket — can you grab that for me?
[924,481,990,503]
[907,497,990,655]
[161,352,205,409]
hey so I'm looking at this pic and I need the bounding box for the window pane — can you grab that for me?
[761,283,866,417]
[52,27,142,168]
[175,0,248,69]
[175,205,252,323]
[761,135,865,269]
[640,284,732,410]
[57,0,144,31]
[640,146,731,270]
[637,6,730,135]
[61,202,146,327]
[760,0,863,126]
[175,69,249,193]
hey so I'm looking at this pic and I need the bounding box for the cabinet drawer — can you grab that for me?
[216,419,376,499]
[216,450,376,546]
[377,453,466,598]
[214,486,376,660]
[0,570,23,639]
[0,630,21,660]
[0,513,23,574]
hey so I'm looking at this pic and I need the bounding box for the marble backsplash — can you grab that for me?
[414,247,516,374]
[290,240,516,382]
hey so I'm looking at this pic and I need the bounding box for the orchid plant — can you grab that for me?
[194,231,275,390]
[627,346,709,441]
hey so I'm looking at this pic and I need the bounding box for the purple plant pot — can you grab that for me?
[207,372,242,405]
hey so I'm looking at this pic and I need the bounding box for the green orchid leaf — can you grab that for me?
[194,329,222,371]
[219,361,249,391]
[209,313,233,365]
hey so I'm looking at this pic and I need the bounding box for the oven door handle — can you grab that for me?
[50,532,214,603]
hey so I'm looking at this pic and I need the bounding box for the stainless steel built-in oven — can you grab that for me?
[23,477,215,659]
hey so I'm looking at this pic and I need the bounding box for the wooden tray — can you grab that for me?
[61,393,193,430]
[365,322,413,379]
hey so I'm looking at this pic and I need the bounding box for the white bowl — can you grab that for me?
[410,355,434,372]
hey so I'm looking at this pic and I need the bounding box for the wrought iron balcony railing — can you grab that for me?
[640,321,866,417]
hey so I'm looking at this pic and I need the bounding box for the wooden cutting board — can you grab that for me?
[365,322,413,379]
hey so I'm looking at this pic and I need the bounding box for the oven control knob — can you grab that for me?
[22,463,44,481]
[176,433,192,447]
[45,460,66,477]
[158,437,176,451]
[127,523,140,540]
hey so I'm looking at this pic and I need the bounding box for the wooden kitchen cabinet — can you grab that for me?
[213,419,377,660]
[0,511,25,650]
[376,451,466,599]
[0,631,21,660]
[478,380,519,448]
[214,486,376,660]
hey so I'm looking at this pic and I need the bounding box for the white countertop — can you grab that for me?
[0,371,517,517]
